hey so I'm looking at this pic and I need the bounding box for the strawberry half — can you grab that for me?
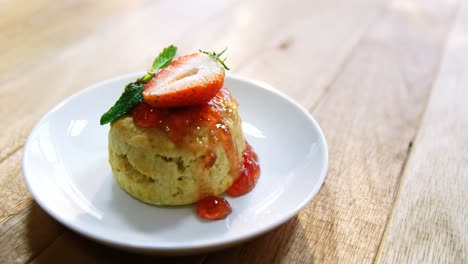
[142,52,226,108]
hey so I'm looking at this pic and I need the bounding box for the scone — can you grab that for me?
[108,88,246,205]
[101,46,260,219]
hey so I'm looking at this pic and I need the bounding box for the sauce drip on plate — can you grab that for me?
[196,142,260,219]
[196,195,232,220]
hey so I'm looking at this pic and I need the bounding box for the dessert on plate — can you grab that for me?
[100,45,260,220]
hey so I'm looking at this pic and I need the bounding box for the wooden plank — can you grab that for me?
[0,202,64,264]
[376,1,468,262]
[174,0,386,84]
[0,0,138,161]
[0,202,205,264]
[0,150,30,225]
[204,0,460,263]
[0,202,206,264]
[236,0,387,108]
[0,0,151,81]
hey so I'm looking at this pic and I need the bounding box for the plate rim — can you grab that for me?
[22,73,329,254]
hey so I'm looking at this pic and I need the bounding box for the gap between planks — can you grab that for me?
[372,140,413,263]
[375,0,468,261]
[371,1,463,261]
[0,144,23,165]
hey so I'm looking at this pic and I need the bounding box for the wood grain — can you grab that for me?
[0,202,64,263]
[236,0,387,108]
[0,149,32,226]
[205,0,461,262]
[376,1,468,262]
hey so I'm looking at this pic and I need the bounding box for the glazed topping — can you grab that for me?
[131,102,161,128]
[227,142,260,196]
[131,87,241,176]
[196,195,232,220]
[132,88,234,139]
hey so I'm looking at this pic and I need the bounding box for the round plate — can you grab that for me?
[23,73,328,255]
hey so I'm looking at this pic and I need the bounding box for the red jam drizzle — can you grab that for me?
[131,102,160,128]
[227,142,260,196]
[131,88,260,220]
[196,195,232,220]
[196,142,260,220]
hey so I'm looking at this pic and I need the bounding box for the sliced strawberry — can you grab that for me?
[142,53,225,108]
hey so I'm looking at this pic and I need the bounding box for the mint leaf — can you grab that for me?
[136,45,177,82]
[100,45,178,125]
[100,83,145,125]
[151,45,177,73]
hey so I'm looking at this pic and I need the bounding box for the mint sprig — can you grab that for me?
[100,45,177,125]
[99,83,145,125]
[137,45,177,83]
[200,48,230,70]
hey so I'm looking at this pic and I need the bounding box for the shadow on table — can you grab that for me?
[24,202,205,263]
[203,216,315,263]
[104,179,192,233]
[25,202,311,263]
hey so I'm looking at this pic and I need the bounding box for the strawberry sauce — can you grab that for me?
[131,88,239,169]
[227,142,260,196]
[131,102,160,128]
[196,195,232,220]
[131,88,260,220]
[197,143,259,220]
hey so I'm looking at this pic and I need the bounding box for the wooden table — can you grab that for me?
[1,0,466,263]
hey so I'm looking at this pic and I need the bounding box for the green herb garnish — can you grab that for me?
[100,45,177,125]
[99,83,145,125]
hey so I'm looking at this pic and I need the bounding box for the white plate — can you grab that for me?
[23,73,328,255]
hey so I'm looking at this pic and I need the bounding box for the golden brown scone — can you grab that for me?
[108,88,245,205]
